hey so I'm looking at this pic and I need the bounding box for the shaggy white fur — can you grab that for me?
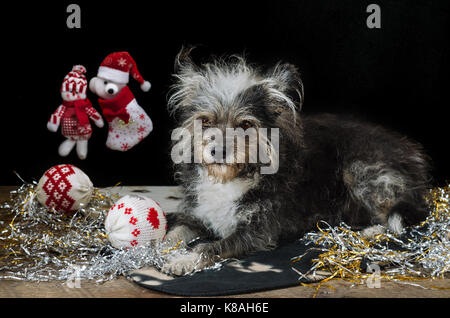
[192,167,258,238]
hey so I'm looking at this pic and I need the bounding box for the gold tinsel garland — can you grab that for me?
[0,182,187,282]
[0,181,449,289]
[291,185,450,296]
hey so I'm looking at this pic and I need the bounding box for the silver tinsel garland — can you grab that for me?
[291,185,450,291]
[0,182,449,287]
[0,182,186,282]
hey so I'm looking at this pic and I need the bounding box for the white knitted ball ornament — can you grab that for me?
[104,195,167,249]
[36,164,94,213]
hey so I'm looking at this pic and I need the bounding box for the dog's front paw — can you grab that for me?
[164,225,197,248]
[360,224,386,238]
[161,251,202,276]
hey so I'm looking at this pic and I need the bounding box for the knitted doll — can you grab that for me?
[89,52,153,152]
[47,65,104,159]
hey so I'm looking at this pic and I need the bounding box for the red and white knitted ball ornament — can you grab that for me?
[104,195,167,249]
[36,164,94,213]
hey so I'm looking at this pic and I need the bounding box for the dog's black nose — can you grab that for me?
[211,149,215,157]
[107,88,114,94]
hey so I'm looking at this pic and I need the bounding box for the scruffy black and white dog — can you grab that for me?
[162,48,431,275]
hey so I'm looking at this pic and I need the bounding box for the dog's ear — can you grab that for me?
[264,62,304,115]
[174,45,199,74]
[168,46,202,115]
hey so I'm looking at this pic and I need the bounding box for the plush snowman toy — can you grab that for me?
[47,65,104,159]
[89,52,153,152]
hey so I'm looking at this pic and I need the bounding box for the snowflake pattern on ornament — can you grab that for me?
[104,195,167,249]
[137,126,146,134]
[124,208,132,214]
[105,99,153,151]
[129,216,138,225]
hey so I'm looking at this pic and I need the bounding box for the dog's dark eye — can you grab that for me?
[239,120,253,130]
[200,117,213,127]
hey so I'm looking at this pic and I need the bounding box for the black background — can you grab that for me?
[2,0,449,187]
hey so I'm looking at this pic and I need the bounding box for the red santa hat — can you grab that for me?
[97,52,151,92]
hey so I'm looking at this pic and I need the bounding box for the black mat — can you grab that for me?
[127,240,323,296]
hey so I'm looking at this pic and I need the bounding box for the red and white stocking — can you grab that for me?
[99,86,153,151]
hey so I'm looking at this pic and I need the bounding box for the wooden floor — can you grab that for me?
[0,185,449,298]
[1,275,450,298]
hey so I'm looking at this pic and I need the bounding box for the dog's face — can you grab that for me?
[168,48,304,183]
